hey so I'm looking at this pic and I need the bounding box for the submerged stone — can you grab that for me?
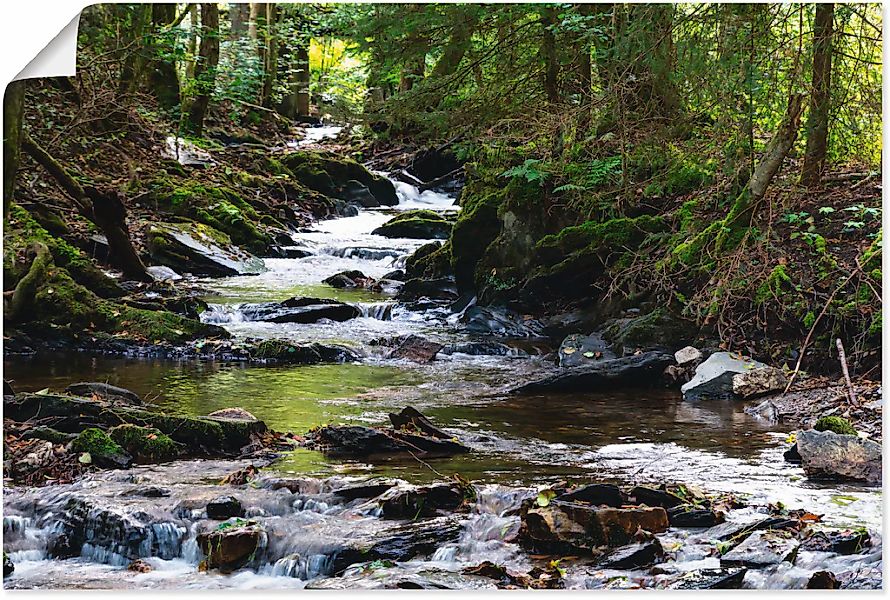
[513,351,674,394]
[206,496,246,520]
[672,568,747,590]
[598,539,663,569]
[304,425,469,459]
[387,335,443,363]
[720,530,799,568]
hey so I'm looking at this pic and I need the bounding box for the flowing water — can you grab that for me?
[3,165,882,589]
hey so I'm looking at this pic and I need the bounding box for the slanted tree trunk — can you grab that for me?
[6,242,52,323]
[800,3,835,187]
[541,6,560,103]
[3,80,26,219]
[186,3,199,80]
[21,133,151,282]
[749,93,805,201]
[186,3,220,135]
[430,10,476,79]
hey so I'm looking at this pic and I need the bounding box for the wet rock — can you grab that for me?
[220,465,260,486]
[745,398,779,424]
[304,425,469,459]
[382,269,406,281]
[329,517,461,574]
[372,210,453,240]
[207,408,258,421]
[240,297,361,324]
[732,367,788,399]
[282,150,399,206]
[323,270,373,289]
[197,523,262,572]
[378,483,467,519]
[147,222,266,277]
[720,530,799,568]
[807,571,839,589]
[796,429,881,484]
[332,481,397,501]
[513,351,675,394]
[802,529,871,554]
[246,339,360,365]
[439,341,526,357]
[123,486,171,498]
[206,496,246,520]
[668,506,725,528]
[389,406,451,439]
[560,483,625,507]
[704,516,799,543]
[598,539,663,569]
[397,277,459,302]
[71,428,133,469]
[673,568,747,590]
[268,245,313,259]
[557,333,615,368]
[602,309,696,354]
[681,352,769,401]
[461,306,544,338]
[674,346,703,367]
[3,553,13,578]
[127,559,152,573]
[145,265,183,281]
[521,500,669,552]
[783,443,802,463]
[3,380,14,398]
[628,486,686,509]
[339,179,380,208]
[387,335,444,363]
[65,382,142,406]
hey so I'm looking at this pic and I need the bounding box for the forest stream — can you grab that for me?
[2,128,882,590]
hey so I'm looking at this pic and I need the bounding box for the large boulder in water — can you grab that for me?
[387,335,443,363]
[681,352,769,401]
[239,297,361,323]
[282,150,399,206]
[720,530,800,568]
[731,366,788,399]
[372,210,453,240]
[304,424,469,459]
[521,499,668,553]
[197,523,262,572]
[557,333,615,368]
[461,306,544,338]
[796,429,881,484]
[147,222,265,277]
[513,351,674,394]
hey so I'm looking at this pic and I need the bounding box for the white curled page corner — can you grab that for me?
[7,8,81,83]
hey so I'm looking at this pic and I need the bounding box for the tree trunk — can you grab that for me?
[186,3,220,135]
[230,2,250,38]
[186,4,199,80]
[260,3,278,108]
[249,3,263,43]
[148,3,181,113]
[800,3,835,187]
[541,6,560,103]
[3,80,26,219]
[294,44,310,116]
[116,4,152,101]
[576,3,595,130]
[20,133,150,282]
[430,11,476,79]
[749,93,805,201]
[6,242,52,323]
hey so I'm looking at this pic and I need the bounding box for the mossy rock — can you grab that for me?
[109,424,179,463]
[4,203,123,298]
[536,215,668,266]
[147,222,266,277]
[405,242,452,279]
[281,150,398,206]
[814,416,857,436]
[602,308,697,354]
[450,186,506,291]
[372,210,453,239]
[71,428,132,468]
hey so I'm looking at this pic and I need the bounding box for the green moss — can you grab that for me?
[109,424,178,462]
[405,242,452,279]
[814,416,857,436]
[72,428,125,457]
[536,215,667,266]
[4,204,123,298]
[755,264,794,306]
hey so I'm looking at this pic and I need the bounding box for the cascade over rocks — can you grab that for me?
[281,150,399,206]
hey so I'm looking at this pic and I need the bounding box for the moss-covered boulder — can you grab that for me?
[147,177,273,254]
[147,222,266,277]
[602,308,697,354]
[405,242,452,280]
[71,428,132,469]
[4,203,123,298]
[450,185,507,292]
[281,150,399,206]
[109,424,179,463]
[372,210,453,240]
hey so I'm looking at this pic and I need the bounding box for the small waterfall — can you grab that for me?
[358,302,394,321]
[270,553,333,580]
[200,303,246,324]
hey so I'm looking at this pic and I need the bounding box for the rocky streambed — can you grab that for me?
[3,142,882,589]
